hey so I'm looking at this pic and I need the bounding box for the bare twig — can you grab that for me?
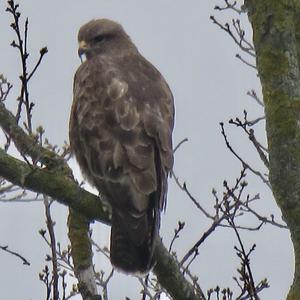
[6,0,47,133]
[210,16,255,57]
[171,170,213,219]
[27,47,48,81]
[247,90,264,107]
[240,204,287,229]
[230,226,259,299]
[236,54,257,69]
[180,167,272,270]
[180,217,224,267]
[102,269,114,300]
[214,0,244,14]
[141,275,149,300]
[218,176,269,299]
[0,195,40,203]
[43,196,59,300]
[94,268,114,300]
[39,265,52,300]
[228,111,269,169]
[220,122,270,188]
[0,75,13,102]
[0,244,30,265]
[245,116,266,127]
[138,273,172,300]
[169,221,185,252]
[91,239,110,260]
[39,230,75,273]
[173,138,188,153]
[139,277,156,300]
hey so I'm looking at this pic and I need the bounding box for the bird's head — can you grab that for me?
[77,19,136,60]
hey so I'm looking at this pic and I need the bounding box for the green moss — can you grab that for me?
[259,47,289,79]
[245,0,300,298]
[68,209,92,270]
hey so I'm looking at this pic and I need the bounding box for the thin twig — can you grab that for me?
[236,54,257,69]
[173,138,188,153]
[43,196,59,300]
[0,196,43,203]
[6,0,47,133]
[168,221,185,252]
[171,170,213,219]
[101,269,114,300]
[210,16,255,57]
[220,122,271,188]
[91,239,110,260]
[0,244,30,265]
[247,90,264,107]
[214,0,244,14]
[27,47,48,81]
[239,205,287,229]
[228,112,269,169]
[180,217,225,266]
[0,75,13,102]
[229,220,259,299]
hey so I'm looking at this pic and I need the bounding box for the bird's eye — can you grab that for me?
[92,34,113,44]
[93,35,105,43]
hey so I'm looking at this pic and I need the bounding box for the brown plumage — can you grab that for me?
[69,19,174,274]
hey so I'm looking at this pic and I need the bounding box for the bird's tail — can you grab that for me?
[110,208,157,276]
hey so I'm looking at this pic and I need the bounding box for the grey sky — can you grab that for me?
[0,1,293,299]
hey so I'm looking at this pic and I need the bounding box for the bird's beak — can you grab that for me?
[78,40,89,61]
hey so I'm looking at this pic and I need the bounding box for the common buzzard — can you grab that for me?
[69,19,174,274]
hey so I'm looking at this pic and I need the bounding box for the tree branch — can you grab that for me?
[0,244,30,265]
[0,147,111,223]
[154,240,204,300]
[0,103,69,171]
[68,209,100,300]
[43,196,59,300]
[0,143,200,300]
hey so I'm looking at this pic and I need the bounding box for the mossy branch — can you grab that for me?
[0,103,69,171]
[0,146,111,223]
[0,104,200,299]
[68,209,99,299]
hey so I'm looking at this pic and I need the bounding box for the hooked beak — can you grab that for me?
[78,40,89,60]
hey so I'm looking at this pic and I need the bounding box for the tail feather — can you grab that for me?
[110,207,157,275]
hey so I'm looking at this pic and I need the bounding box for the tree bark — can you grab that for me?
[245,1,300,298]
[68,209,100,300]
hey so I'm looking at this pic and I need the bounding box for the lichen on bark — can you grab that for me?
[68,209,99,299]
[245,0,300,298]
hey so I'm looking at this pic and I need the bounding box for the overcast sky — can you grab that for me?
[0,1,293,299]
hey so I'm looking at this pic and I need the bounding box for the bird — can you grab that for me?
[69,19,174,275]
